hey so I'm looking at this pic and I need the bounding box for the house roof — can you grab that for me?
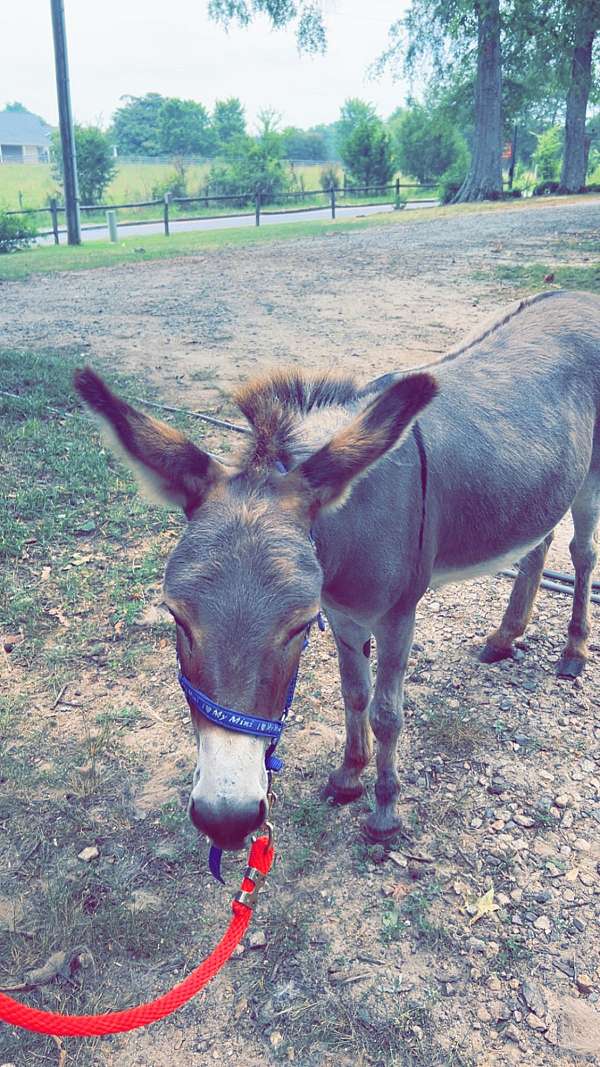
[0,111,53,147]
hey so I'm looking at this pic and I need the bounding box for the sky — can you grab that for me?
[1,1,411,132]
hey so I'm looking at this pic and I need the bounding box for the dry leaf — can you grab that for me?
[467,887,499,925]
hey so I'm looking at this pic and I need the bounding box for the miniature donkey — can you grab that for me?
[76,290,600,850]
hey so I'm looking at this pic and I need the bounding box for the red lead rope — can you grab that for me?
[0,834,274,1038]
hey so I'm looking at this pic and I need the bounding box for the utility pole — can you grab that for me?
[50,0,81,244]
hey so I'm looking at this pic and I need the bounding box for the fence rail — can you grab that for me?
[6,180,440,244]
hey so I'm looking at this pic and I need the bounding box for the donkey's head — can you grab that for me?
[75,367,436,850]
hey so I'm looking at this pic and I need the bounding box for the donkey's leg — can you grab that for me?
[364,608,416,841]
[480,532,554,663]
[557,477,600,678]
[322,611,373,804]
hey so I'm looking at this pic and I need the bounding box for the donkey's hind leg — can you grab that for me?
[480,532,554,663]
[557,476,600,678]
[322,610,373,804]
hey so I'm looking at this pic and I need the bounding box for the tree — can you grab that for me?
[340,117,395,188]
[336,98,378,155]
[560,0,600,191]
[5,101,28,112]
[455,0,503,200]
[51,125,116,205]
[390,103,468,182]
[112,93,166,156]
[208,0,326,51]
[158,98,215,156]
[208,123,291,204]
[212,98,246,149]
[281,126,329,160]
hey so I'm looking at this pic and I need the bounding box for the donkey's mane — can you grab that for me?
[235,371,360,470]
[431,291,561,368]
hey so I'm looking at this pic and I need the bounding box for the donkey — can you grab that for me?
[75,289,600,850]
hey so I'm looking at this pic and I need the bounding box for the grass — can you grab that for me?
[0,347,231,1065]
[0,161,329,212]
[1,192,596,282]
[474,260,600,294]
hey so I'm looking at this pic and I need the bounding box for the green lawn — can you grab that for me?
[474,261,600,294]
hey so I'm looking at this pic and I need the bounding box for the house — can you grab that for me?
[0,111,54,164]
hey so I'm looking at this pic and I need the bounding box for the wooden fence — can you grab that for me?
[4,180,439,244]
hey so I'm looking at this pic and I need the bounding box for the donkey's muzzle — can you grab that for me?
[189,796,267,850]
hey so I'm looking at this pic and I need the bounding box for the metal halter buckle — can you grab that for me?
[234,863,267,909]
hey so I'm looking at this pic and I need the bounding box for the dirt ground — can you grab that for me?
[2,198,600,1067]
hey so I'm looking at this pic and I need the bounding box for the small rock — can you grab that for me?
[522,980,547,1018]
[504,1023,520,1043]
[248,930,267,949]
[576,974,594,994]
[527,1012,547,1031]
[487,975,502,991]
[488,780,510,796]
[77,845,99,862]
[565,868,579,883]
[562,811,574,829]
[573,838,590,852]
[477,1006,491,1022]
[491,819,506,832]
[533,915,552,934]
[514,814,535,829]
[388,851,408,869]
[554,794,570,808]
[572,916,585,933]
[270,1031,284,1049]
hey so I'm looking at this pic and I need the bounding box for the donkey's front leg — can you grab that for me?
[322,610,373,804]
[365,608,416,842]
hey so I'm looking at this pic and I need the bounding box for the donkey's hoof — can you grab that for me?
[363,816,408,844]
[321,779,365,805]
[556,655,586,679]
[479,642,513,664]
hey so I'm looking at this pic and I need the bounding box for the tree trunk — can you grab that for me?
[560,1,599,193]
[454,0,503,203]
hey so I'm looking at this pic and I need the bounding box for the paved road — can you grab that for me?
[46,198,439,244]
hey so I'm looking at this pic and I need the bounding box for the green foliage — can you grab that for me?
[336,98,378,154]
[111,93,166,156]
[282,126,329,160]
[208,0,327,52]
[0,212,37,253]
[391,103,468,183]
[208,128,292,204]
[212,97,246,149]
[51,126,117,205]
[158,98,215,157]
[340,116,395,189]
[150,160,188,200]
[532,126,562,181]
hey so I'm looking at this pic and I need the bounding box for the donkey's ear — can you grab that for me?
[292,372,437,513]
[74,368,226,516]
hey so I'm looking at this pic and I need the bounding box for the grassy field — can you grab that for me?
[0,162,335,212]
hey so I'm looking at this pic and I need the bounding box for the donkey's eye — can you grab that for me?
[285,618,316,645]
[163,605,194,646]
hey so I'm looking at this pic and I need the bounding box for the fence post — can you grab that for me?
[106,209,118,242]
[255,189,261,227]
[395,177,401,210]
[50,197,60,245]
[163,193,170,236]
[330,185,336,219]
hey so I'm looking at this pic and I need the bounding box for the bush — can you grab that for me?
[391,104,468,184]
[0,212,37,253]
[51,125,116,205]
[340,118,395,189]
[319,165,340,191]
[437,152,469,204]
[208,132,292,206]
[532,127,562,183]
[151,161,188,200]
